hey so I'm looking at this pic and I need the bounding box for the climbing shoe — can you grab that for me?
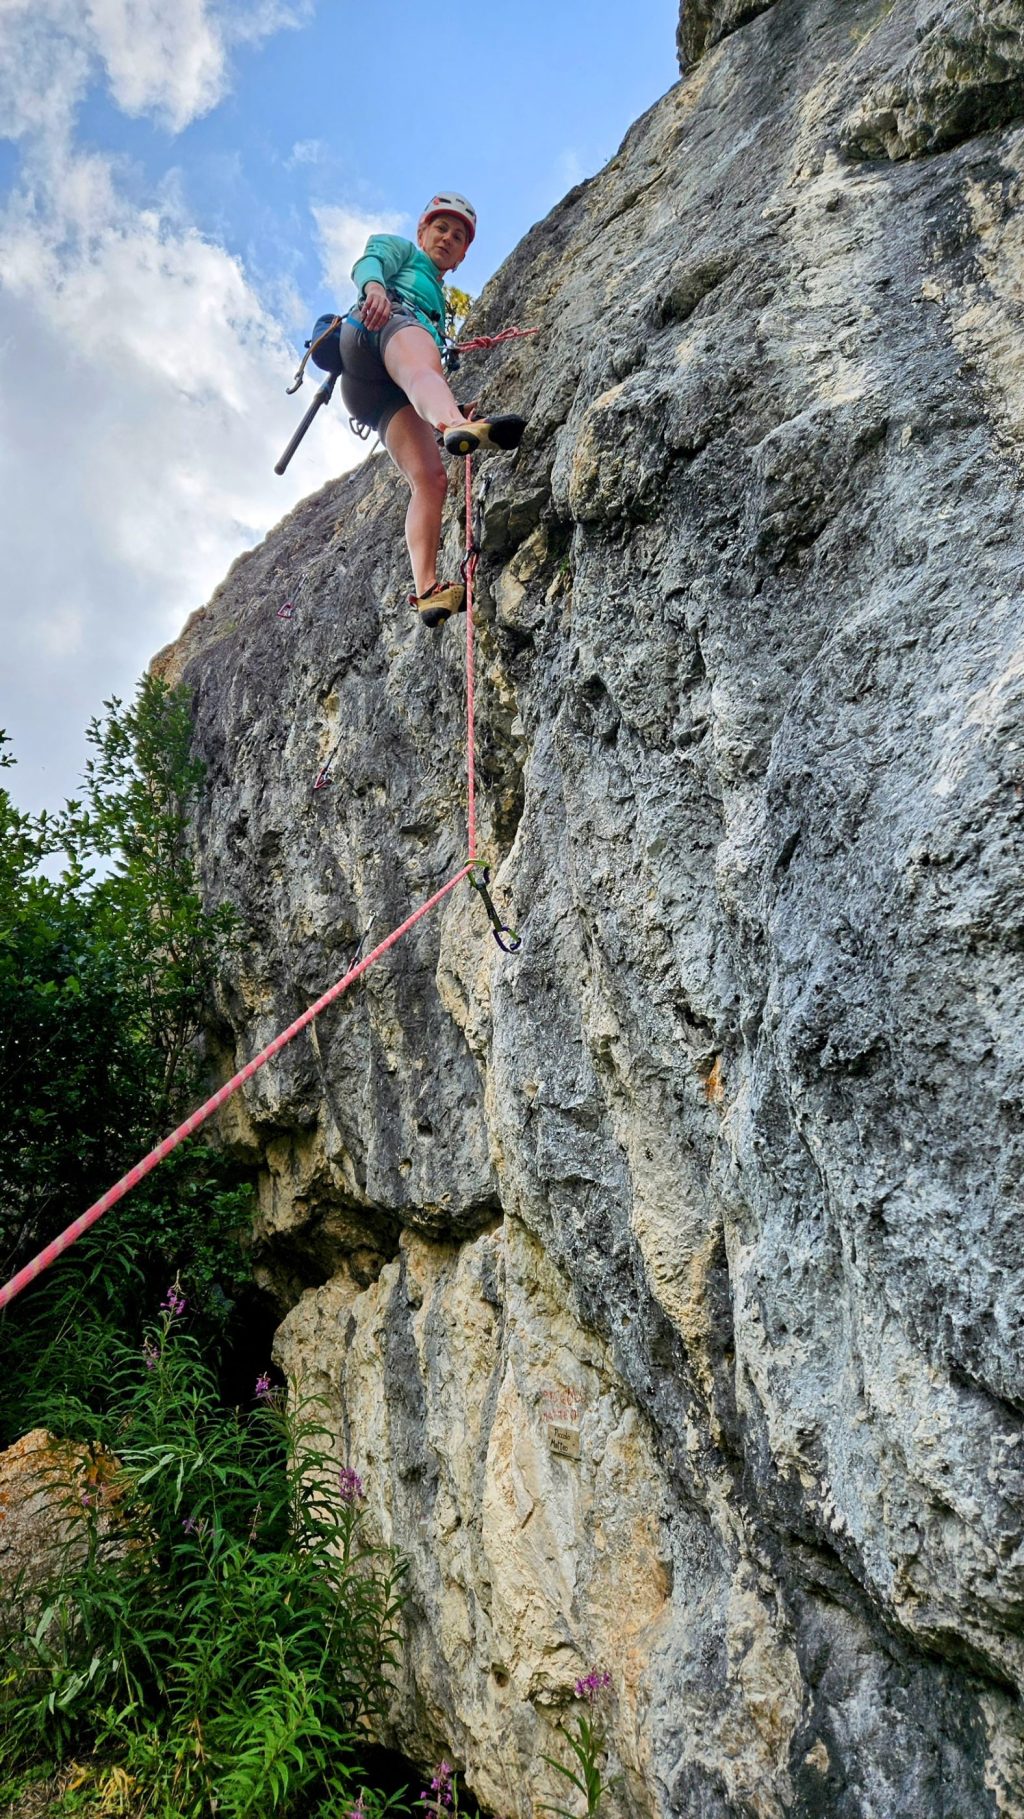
[443,414,526,457]
[410,581,466,628]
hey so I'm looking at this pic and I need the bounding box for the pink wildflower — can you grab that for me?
[338,1466,365,1504]
[419,1760,454,1810]
[574,1669,612,1703]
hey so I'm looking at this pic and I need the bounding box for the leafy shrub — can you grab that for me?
[1,1294,407,1818]
[0,680,254,1447]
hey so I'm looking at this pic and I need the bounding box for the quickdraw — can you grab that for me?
[459,540,481,583]
[313,734,342,791]
[468,863,521,953]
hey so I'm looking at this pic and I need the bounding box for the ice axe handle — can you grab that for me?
[274,373,337,476]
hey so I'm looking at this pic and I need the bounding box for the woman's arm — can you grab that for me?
[351,235,409,299]
[352,234,411,332]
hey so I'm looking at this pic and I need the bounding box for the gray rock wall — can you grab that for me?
[158,0,1024,1810]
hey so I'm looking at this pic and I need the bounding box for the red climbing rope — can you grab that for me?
[453,326,539,355]
[0,426,520,1313]
[0,865,473,1313]
[464,455,478,866]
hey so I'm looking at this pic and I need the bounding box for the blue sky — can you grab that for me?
[0,1,679,818]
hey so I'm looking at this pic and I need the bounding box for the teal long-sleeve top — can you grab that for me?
[351,235,447,351]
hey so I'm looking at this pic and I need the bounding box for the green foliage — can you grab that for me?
[0,741,138,1278]
[0,683,252,1446]
[444,286,473,341]
[0,679,238,1262]
[540,1677,618,1818]
[1,1302,408,1818]
[52,674,239,1121]
[0,693,411,1817]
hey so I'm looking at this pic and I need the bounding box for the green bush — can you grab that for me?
[1,1295,408,1818]
[0,680,254,1447]
[0,685,408,1815]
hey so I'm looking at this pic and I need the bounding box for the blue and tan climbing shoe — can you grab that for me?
[410,580,466,628]
[443,414,526,457]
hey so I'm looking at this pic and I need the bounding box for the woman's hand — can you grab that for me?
[361,282,391,332]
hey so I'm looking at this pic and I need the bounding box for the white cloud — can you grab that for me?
[0,1,89,143]
[312,203,408,298]
[0,6,367,818]
[85,0,227,131]
[287,138,324,168]
[0,0,315,139]
[222,0,314,47]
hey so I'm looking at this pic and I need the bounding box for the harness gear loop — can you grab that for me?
[468,863,522,953]
[287,314,343,394]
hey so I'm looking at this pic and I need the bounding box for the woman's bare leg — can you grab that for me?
[383,323,469,431]
[384,404,450,596]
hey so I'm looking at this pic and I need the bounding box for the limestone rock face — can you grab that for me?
[678,0,777,68]
[161,0,1024,1811]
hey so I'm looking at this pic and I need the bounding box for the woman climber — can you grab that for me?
[339,191,526,628]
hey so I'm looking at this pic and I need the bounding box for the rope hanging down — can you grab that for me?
[464,458,479,865]
[0,870,471,1313]
[0,451,518,1313]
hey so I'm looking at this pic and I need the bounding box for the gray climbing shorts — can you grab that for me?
[338,305,434,438]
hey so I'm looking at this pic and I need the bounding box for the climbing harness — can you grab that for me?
[276,311,538,472]
[0,441,519,1314]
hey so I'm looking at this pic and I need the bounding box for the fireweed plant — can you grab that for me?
[540,1672,617,1818]
[416,1759,500,1819]
[415,1736,614,1819]
[1,1290,408,1819]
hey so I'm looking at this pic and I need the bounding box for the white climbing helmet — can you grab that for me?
[419,191,477,245]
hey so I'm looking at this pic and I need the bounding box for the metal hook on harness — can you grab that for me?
[468,863,521,953]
